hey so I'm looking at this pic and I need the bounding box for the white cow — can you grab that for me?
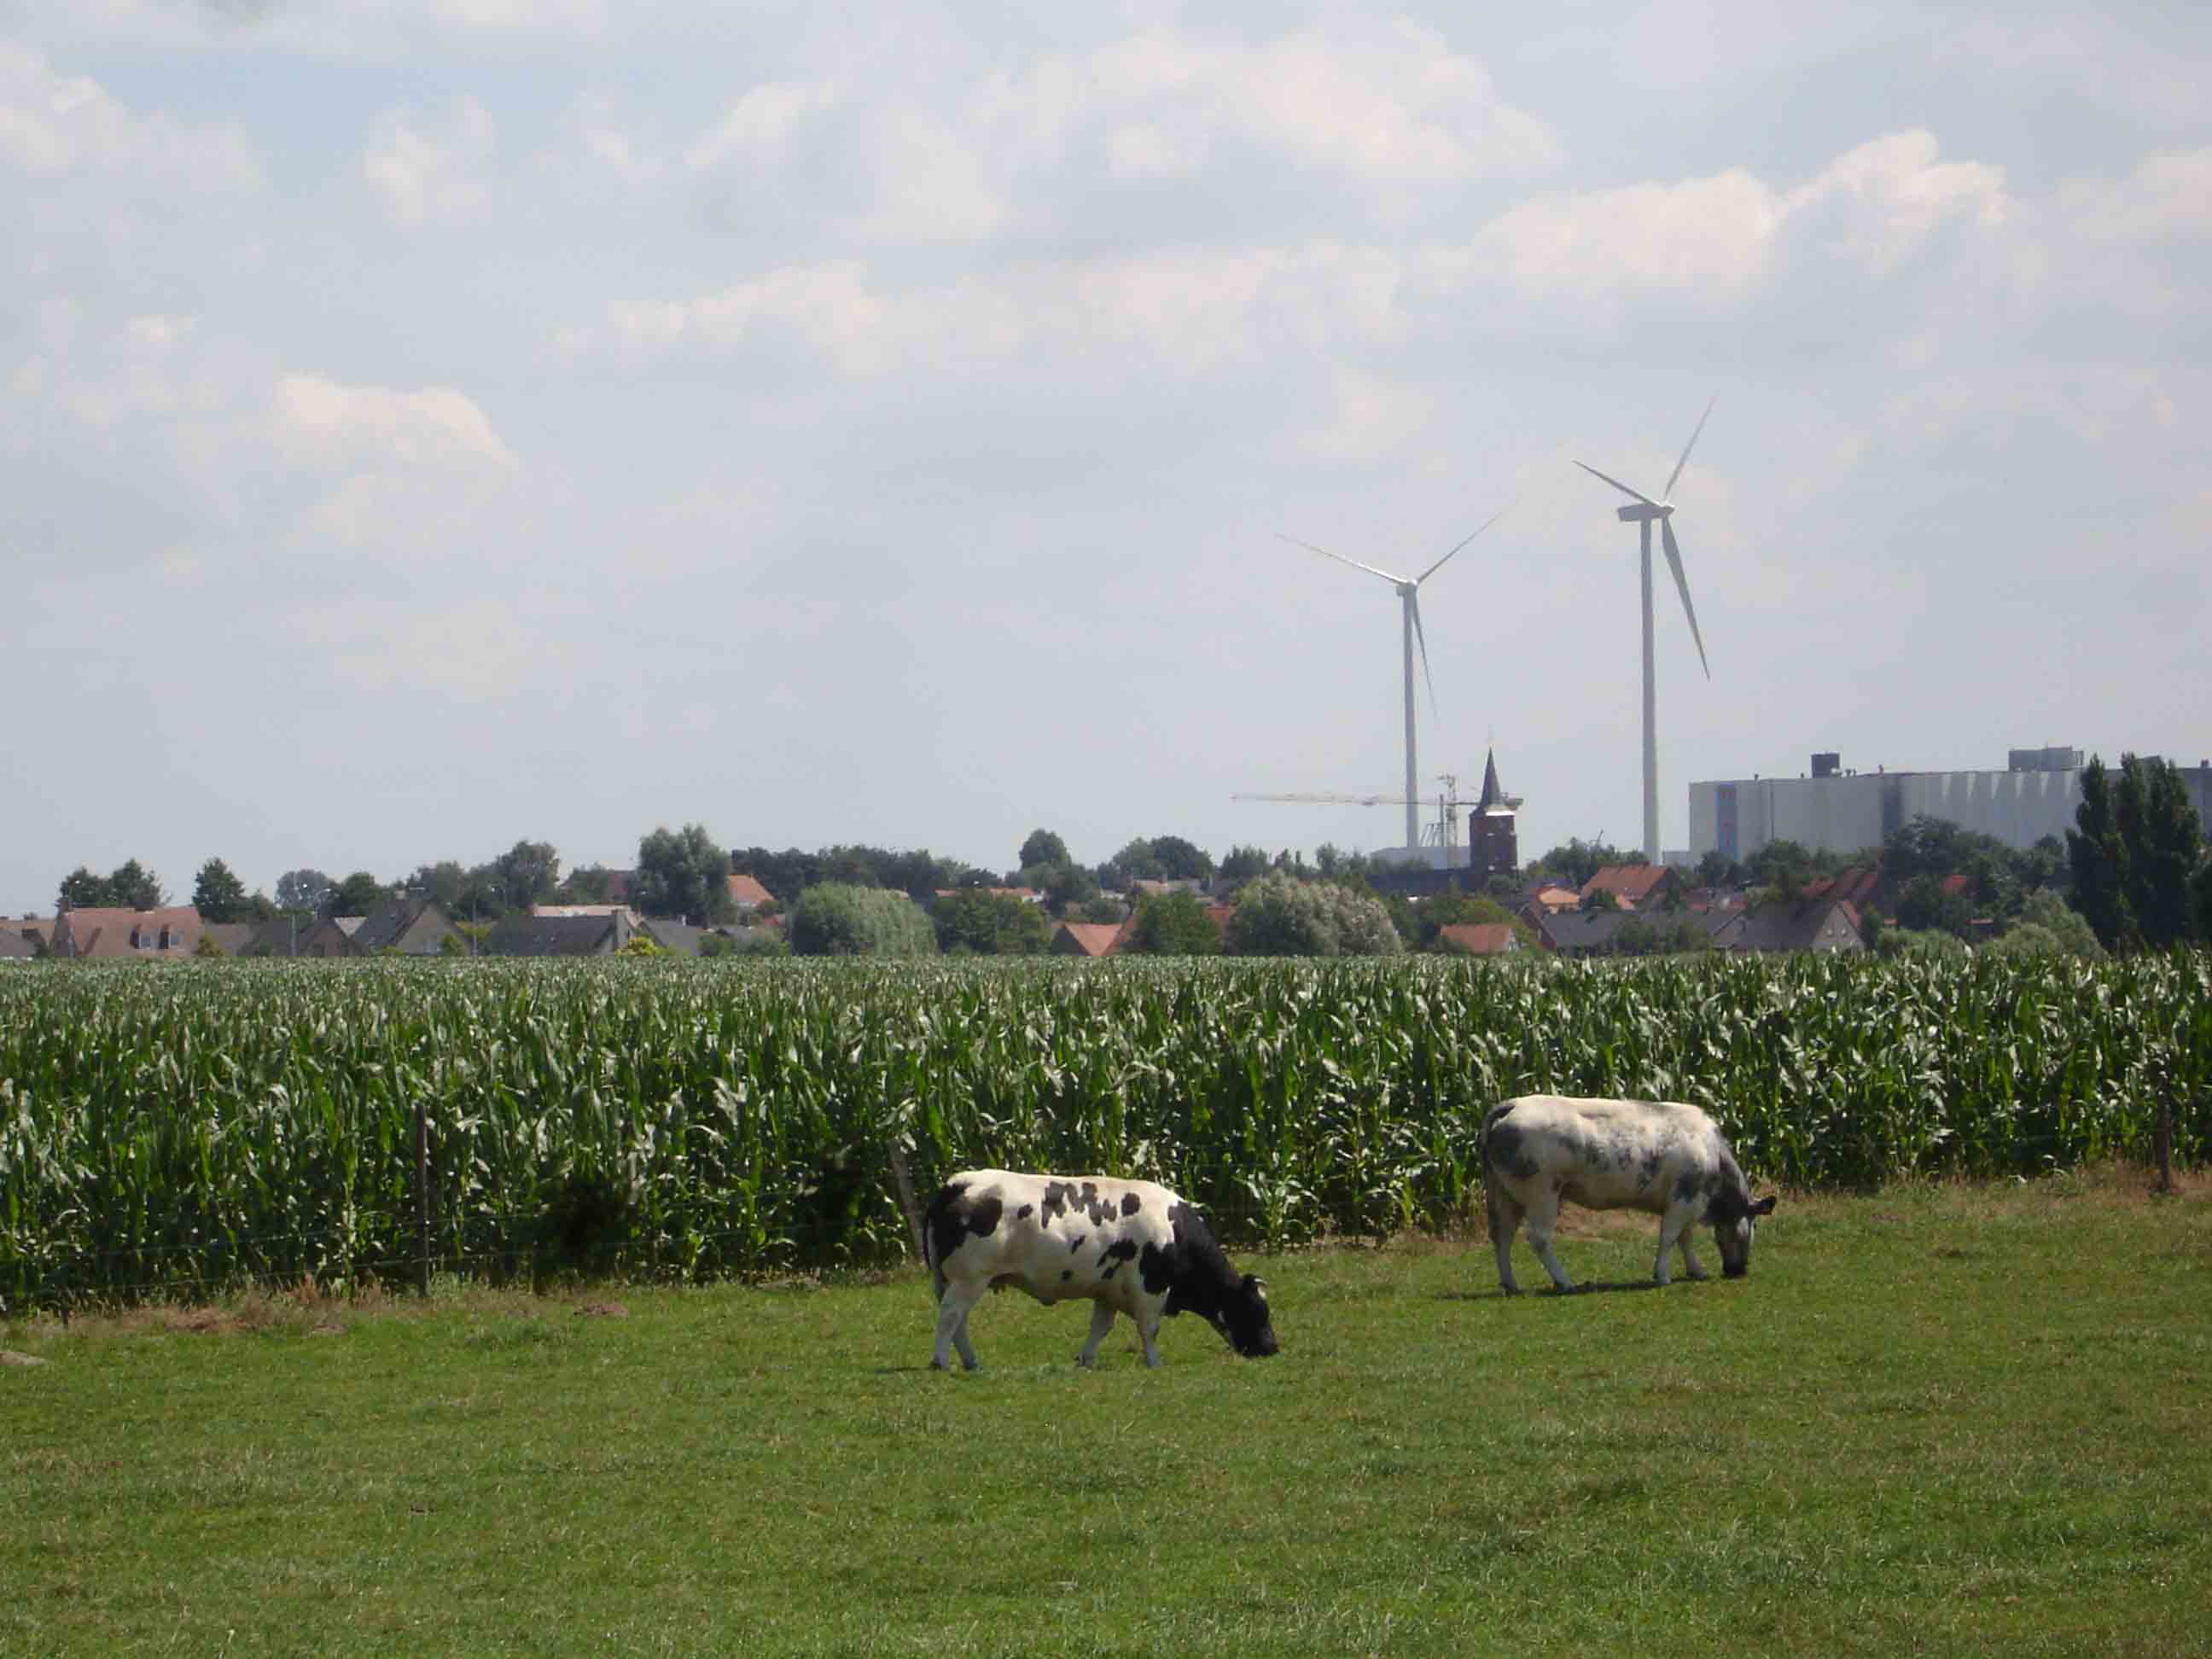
[1481,1094,1778,1293]
[922,1170,1278,1370]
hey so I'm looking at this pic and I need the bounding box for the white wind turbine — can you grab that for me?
[1276,508,1509,855]
[1575,398,1715,865]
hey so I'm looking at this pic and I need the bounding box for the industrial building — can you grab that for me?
[1689,748,2212,863]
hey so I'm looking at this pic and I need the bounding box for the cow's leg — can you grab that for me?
[1076,1300,1115,1368]
[1133,1303,1165,1369]
[1489,1188,1527,1295]
[1676,1228,1709,1282]
[931,1280,984,1371]
[1652,1203,1697,1286]
[1522,1187,1576,1293]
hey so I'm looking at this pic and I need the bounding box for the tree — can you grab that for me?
[493,840,562,912]
[191,858,250,923]
[932,889,1051,956]
[1744,838,1817,894]
[1078,896,1127,925]
[563,864,621,903]
[1579,887,1620,913]
[275,869,335,917]
[57,867,112,911]
[1039,862,1099,916]
[1696,849,1741,888]
[1895,874,1973,938]
[1148,835,1215,881]
[2067,757,2135,952]
[1123,891,1221,956]
[2117,754,2203,948]
[1018,829,1069,870]
[327,871,389,919]
[108,859,166,910]
[400,861,469,911]
[1989,892,2103,958]
[788,883,937,957]
[1109,838,1166,883]
[1219,845,1272,882]
[633,824,735,923]
[1223,872,1401,957]
[1531,838,1632,890]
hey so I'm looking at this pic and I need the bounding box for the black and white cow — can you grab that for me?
[1481,1094,1778,1293]
[922,1170,1278,1370]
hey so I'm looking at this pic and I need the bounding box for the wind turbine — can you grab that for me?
[1575,399,1715,866]
[1276,508,1509,855]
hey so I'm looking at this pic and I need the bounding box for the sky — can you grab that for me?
[3,0,2207,913]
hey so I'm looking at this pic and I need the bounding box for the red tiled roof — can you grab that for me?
[1939,873,1971,896]
[1580,865,1674,907]
[1052,922,1122,958]
[728,873,774,908]
[1437,922,1516,956]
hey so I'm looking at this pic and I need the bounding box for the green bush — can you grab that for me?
[788,884,936,958]
[1225,873,1400,957]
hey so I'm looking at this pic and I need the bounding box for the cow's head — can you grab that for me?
[1209,1273,1279,1358]
[1711,1192,1778,1278]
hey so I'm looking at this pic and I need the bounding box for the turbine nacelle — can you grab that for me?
[1615,502,1673,523]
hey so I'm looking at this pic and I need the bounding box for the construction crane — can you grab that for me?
[1234,773,1477,856]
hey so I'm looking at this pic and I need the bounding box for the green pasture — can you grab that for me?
[4,1173,2208,1656]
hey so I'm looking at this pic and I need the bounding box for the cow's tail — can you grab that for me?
[888,1143,943,1300]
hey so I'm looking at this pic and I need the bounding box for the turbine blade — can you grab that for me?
[1275,533,1408,586]
[1415,498,1515,585]
[1661,516,1710,679]
[1410,591,1439,719]
[1663,394,1716,500]
[1573,461,1659,508]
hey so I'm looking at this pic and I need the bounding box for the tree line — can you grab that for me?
[45,754,2212,961]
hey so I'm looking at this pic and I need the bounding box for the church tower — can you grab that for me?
[1469,748,1522,882]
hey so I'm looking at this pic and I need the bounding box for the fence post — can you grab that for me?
[416,1097,431,1297]
[2156,1097,2174,1195]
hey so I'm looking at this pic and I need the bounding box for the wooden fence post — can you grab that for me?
[416,1097,431,1297]
[2157,1098,2174,1196]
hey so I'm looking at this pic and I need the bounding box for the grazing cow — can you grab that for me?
[922,1170,1278,1370]
[1481,1095,1778,1293]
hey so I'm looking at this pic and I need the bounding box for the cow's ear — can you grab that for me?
[1750,1195,1778,1218]
[1246,1274,1268,1299]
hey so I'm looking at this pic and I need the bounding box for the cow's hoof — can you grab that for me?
[928,1359,950,1371]
[1499,1284,1522,1297]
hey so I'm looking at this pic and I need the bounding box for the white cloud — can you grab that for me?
[0,40,260,189]
[1438,130,2009,329]
[364,97,495,229]
[271,371,517,471]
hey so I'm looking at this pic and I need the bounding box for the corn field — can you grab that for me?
[3,952,2207,1309]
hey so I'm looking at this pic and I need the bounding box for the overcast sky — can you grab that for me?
[3,1,2207,911]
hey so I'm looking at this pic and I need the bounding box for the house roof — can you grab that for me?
[643,919,705,956]
[935,886,1042,904]
[1580,865,1675,908]
[1799,868,1882,907]
[203,923,259,957]
[1718,894,1866,953]
[1437,922,1516,956]
[1534,910,1629,952]
[0,929,34,958]
[481,913,627,957]
[53,905,201,958]
[727,873,775,908]
[352,897,451,952]
[1051,922,1123,958]
[1528,885,1582,913]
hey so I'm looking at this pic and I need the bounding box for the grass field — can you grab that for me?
[4,1170,2209,1657]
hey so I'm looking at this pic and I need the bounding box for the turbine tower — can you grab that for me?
[1575,399,1715,865]
[1276,508,1508,854]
